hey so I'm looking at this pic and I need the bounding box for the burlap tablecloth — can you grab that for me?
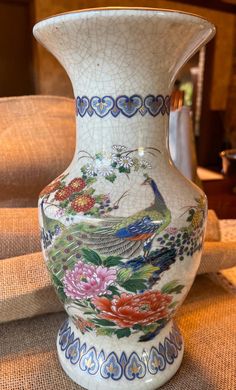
[0,275,235,390]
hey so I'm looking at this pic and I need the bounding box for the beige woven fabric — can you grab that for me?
[205,209,221,241]
[198,241,236,274]
[0,275,235,390]
[0,252,62,323]
[209,267,236,294]
[0,208,40,259]
[0,95,75,207]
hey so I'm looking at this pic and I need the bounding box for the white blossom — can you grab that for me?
[111,153,120,163]
[117,156,134,169]
[95,158,114,177]
[139,159,152,169]
[85,162,98,176]
[112,145,127,153]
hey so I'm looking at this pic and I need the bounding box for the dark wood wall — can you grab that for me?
[0,0,34,96]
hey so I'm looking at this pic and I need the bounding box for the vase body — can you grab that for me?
[34,8,215,390]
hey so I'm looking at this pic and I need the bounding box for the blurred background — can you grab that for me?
[0,0,236,171]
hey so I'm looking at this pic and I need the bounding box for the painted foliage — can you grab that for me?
[39,145,206,342]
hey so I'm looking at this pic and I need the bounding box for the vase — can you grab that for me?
[34,8,215,390]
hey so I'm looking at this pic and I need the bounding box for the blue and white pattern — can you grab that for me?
[80,347,100,375]
[100,352,123,380]
[76,94,170,118]
[58,320,183,381]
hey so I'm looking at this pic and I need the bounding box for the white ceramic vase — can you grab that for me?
[34,8,215,390]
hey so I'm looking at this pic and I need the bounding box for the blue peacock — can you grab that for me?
[78,175,171,258]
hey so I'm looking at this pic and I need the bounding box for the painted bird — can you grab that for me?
[80,176,171,258]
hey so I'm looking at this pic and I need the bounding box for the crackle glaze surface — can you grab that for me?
[34,8,215,390]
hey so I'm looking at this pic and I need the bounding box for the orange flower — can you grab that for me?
[71,194,95,212]
[55,187,73,201]
[93,291,172,328]
[68,178,86,193]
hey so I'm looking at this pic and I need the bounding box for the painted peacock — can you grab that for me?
[42,176,172,265]
[81,175,172,258]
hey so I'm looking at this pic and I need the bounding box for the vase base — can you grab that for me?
[57,317,184,390]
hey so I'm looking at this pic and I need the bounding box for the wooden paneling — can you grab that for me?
[203,177,236,219]
[0,0,34,96]
[170,0,236,13]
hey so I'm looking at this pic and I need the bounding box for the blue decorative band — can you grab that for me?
[76,94,170,118]
[58,320,183,381]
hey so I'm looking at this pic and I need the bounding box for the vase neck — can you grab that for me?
[73,95,170,168]
[74,92,170,159]
[33,9,215,164]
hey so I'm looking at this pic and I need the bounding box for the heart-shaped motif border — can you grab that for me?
[144,95,164,117]
[76,96,89,117]
[75,94,170,118]
[91,96,115,118]
[116,95,143,118]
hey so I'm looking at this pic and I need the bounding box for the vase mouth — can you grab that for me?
[35,7,215,37]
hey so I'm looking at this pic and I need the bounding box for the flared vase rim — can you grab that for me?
[34,6,215,34]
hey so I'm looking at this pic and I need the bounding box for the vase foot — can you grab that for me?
[57,317,184,390]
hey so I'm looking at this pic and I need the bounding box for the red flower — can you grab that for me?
[74,316,95,334]
[40,180,61,197]
[92,291,172,328]
[54,186,73,201]
[68,178,86,193]
[71,194,95,212]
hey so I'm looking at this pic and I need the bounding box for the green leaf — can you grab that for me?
[92,319,116,327]
[81,248,102,266]
[107,285,120,296]
[71,300,88,308]
[103,256,123,267]
[120,279,147,292]
[142,324,158,334]
[84,188,96,195]
[131,264,160,279]
[52,273,63,287]
[168,301,179,309]
[115,328,131,339]
[117,268,132,283]
[83,311,96,315]
[132,324,143,330]
[52,274,67,302]
[105,174,117,183]
[118,166,130,173]
[96,328,116,336]
[85,177,97,185]
[80,165,87,173]
[95,153,103,160]
[95,195,104,202]
[161,280,184,295]
[84,207,100,217]
[59,200,69,208]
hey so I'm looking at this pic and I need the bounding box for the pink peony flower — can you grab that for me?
[63,261,117,299]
